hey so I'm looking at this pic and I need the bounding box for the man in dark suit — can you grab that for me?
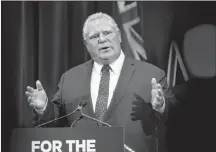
[25,12,175,152]
[165,24,216,152]
[167,77,216,152]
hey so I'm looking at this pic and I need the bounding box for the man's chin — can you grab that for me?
[96,56,113,64]
[99,54,112,60]
[100,58,112,64]
[92,53,117,64]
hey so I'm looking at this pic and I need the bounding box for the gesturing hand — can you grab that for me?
[25,80,48,110]
[131,93,153,121]
[131,93,158,135]
[151,78,165,110]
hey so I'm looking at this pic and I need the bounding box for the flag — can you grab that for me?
[117,1,147,61]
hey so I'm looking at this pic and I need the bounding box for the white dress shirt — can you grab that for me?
[91,50,125,112]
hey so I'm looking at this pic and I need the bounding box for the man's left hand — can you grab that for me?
[151,78,165,110]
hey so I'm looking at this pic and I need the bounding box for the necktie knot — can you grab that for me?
[101,65,111,73]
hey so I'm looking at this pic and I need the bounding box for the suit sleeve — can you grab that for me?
[141,76,178,136]
[154,76,178,123]
[32,73,68,127]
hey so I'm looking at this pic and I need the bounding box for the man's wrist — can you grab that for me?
[34,98,48,114]
[153,97,165,113]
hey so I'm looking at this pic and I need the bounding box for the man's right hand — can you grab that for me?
[25,80,48,110]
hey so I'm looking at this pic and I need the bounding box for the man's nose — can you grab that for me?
[98,34,106,43]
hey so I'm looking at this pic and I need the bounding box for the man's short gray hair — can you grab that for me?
[82,12,120,42]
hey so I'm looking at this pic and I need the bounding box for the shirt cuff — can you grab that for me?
[153,97,165,114]
[34,98,48,115]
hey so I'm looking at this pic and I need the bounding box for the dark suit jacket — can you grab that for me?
[33,57,174,152]
[166,77,216,152]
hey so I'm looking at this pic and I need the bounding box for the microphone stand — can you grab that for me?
[81,111,112,127]
[71,110,135,152]
[35,104,83,128]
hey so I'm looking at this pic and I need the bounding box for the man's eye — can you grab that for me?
[89,35,99,40]
[104,31,112,35]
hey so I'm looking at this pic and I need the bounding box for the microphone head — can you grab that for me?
[77,100,88,110]
[77,95,89,110]
[79,101,87,107]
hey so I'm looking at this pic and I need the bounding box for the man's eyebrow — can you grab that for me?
[103,28,112,31]
[89,29,112,36]
[103,30,112,33]
[89,32,99,36]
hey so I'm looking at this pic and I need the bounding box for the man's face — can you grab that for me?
[85,18,122,65]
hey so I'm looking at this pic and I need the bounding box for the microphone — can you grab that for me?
[34,100,87,128]
[71,116,84,127]
[72,102,136,152]
[70,101,88,127]
[81,111,135,152]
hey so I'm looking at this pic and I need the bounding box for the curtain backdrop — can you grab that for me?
[2,1,216,152]
[2,2,120,152]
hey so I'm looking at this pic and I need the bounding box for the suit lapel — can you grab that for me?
[81,60,95,117]
[103,57,135,121]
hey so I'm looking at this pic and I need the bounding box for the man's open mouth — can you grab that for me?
[100,46,109,50]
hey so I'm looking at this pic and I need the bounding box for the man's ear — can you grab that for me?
[84,40,90,53]
[84,40,88,49]
[84,39,87,46]
[118,31,122,43]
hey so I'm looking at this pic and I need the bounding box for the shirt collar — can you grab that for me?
[93,50,125,75]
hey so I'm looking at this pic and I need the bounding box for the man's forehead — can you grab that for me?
[89,17,112,25]
[88,19,114,33]
[89,26,113,34]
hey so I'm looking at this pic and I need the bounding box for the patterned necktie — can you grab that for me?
[95,65,111,120]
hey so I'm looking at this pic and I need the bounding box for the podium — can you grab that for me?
[10,127,124,152]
